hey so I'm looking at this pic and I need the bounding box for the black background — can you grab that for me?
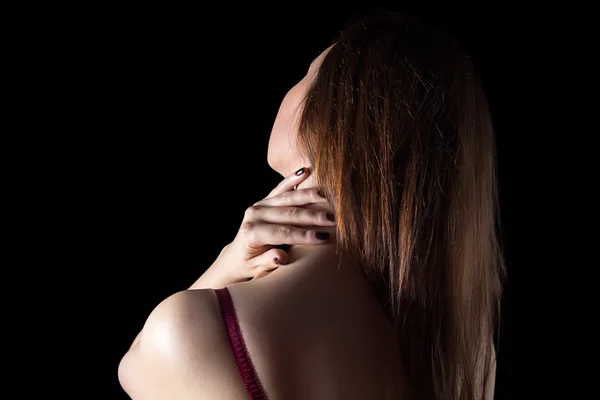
[107,3,563,398]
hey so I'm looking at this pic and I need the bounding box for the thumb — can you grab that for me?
[248,247,290,273]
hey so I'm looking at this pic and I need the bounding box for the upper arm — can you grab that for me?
[118,289,248,400]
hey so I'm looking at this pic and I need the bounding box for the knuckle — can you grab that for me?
[275,226,291,239]
[244,205,260,219]
[278,192,291,205]
[239,221,255,234]
[283,207,297,220]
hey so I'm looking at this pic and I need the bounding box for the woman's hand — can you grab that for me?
[128,167,334,351]
[190,167,335,289]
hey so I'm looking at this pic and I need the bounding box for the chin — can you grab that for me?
[267,151,285,177]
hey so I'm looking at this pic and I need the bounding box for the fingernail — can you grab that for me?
[315,231,330,240]
[295,168,305,176]
[326,212,335,222]
[274,257,281,265]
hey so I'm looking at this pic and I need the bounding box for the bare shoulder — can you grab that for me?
[118,289,248,400]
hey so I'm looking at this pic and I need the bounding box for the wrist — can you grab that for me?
[188,244,237,290]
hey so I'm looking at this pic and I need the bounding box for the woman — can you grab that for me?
[119,11,504,400]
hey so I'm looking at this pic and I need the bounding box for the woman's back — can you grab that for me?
[226,243,408,399]
[119,11,502,399]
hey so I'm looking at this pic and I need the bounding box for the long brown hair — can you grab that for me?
[297,12,505,400]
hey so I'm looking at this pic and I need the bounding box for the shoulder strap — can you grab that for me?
[214,287,268,400]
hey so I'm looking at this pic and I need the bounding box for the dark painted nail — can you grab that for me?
[326,212,335,222]
[315,231,330,240]
[295,168,305,176]
[274,257,281,265]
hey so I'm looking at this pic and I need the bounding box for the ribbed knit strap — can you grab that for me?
[214,287,268,400]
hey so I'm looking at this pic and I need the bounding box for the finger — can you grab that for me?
[243,205,335,227]
[265,167,310,199]
[255,187,328,207]
[248,248,289,272]
[241,223,333,247]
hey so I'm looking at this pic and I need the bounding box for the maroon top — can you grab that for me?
[214,287,268,400]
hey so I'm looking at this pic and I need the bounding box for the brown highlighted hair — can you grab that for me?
[297,12,505,400]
